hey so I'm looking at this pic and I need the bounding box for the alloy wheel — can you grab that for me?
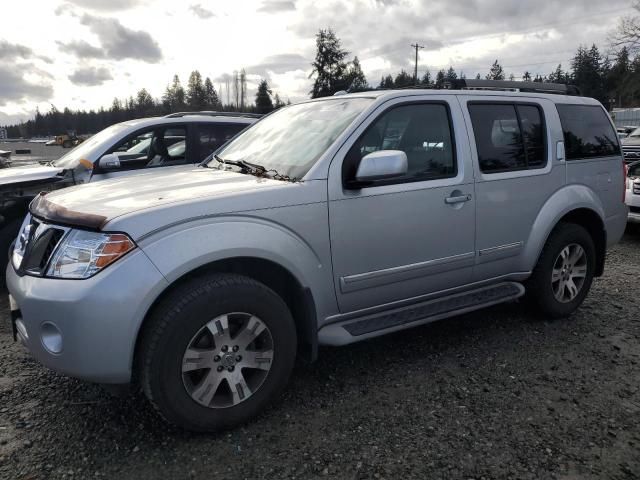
[551,243,588,303]
[181,312,274,408]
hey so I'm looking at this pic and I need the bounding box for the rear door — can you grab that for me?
[327,95,476,313]
[460,96,564,280]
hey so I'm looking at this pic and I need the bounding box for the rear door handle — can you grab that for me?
[445,194,472,205]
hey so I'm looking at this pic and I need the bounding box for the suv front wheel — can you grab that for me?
[139,273,297,431]
[527,223,596,318]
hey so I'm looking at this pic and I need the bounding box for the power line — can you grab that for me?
[410,43,425,84]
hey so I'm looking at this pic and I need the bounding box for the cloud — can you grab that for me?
[64,0,147,11]
[247,53,309,77]
[78,13,162,62]
[69,66,113,86]
[57,40,104,59]
[258,0,296,13]
[0,40,33,61]
[189,3,215,18]
[0,70,53,107]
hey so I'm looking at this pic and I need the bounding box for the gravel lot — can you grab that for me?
[1,227,639,480]
[0,142,65,166]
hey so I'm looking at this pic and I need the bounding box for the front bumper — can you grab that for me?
[6,249,168,384]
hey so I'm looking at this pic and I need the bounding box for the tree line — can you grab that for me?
[309,28,640,111]
[4,71,288,138]
[6,6,640,137]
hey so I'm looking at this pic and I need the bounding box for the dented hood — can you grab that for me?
[30,166,292,230]
[0,164,64,186]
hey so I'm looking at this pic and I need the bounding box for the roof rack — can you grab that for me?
[164,111,263,119]
[447,79,581,96]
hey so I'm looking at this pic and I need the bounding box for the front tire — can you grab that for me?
[526,223,596,318]
[139,273,297,432]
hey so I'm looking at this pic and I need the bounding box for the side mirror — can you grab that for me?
[98,153,121,170]
[350,150,408,187]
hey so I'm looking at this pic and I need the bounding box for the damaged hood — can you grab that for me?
[30,166,311,236]
[0,164,64,186]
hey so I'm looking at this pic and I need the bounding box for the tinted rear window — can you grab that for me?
[468,103,546,173]
[556,105,620,160]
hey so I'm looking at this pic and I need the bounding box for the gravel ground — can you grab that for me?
[0,142,65,166]
[1,227,639,480]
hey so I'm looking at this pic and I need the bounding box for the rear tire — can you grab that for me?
[62,140,72,148]
[139,273,297,432]
[526,223,596,318]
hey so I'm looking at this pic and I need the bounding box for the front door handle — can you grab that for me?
[445,194,472,205]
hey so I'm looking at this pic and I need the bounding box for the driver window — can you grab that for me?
[105,126,187,171]
[342,103,456,185]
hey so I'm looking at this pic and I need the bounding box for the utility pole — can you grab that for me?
[411,42,425,85]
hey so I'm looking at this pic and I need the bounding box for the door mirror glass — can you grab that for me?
[98,153,121,170]
[355,150,408,183]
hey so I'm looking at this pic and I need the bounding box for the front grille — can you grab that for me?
[17,216,68,276]
[634,184,640,195]
[631,206,640,214]
[622,146,640,162]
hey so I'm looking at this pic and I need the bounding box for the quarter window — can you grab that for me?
[197,124,247,161]
[468,103,546,173]
[343,103,456,185]
[556,105,620,160]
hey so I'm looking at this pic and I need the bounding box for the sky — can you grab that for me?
[0,0,636,125]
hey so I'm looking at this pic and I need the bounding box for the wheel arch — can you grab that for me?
[133,256,319,380]
[524,185,607,277]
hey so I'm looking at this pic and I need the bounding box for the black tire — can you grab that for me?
[62,140,72,148]
[0,218,23,289]
[526,223,596,318]
[139,273,297,432]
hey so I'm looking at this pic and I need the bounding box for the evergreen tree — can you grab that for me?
[162,75,186,112]
[382,74,394,88]
[186,70,207,111]
[435,70,446,88]
[204,77,220,109]
[346,56,369,91]
[486,60,505,80]
[135,89,155,116]
[394,69,413,88]
[421,70,432,86]
[255,79,274,114]
[309,28,349,98]
[523,71,532,81]
[445,67,457,82]
[273,93,286,109]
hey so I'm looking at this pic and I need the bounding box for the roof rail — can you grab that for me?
[447,79,581,96]
[164,111,263,119]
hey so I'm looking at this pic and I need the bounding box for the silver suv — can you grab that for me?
[7,81,628,431]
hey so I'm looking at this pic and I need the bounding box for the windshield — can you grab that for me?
[53,123,127,169]
[210,97,373,179]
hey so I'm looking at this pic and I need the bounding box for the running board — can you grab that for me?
[318,282,525,346]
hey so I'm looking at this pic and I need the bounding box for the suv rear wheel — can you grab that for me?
[527,223,596,318]
[139,273,297,431]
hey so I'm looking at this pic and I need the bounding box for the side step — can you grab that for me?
[318,282,525,346]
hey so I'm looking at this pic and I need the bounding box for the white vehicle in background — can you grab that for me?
[626,160,640,223]
[0,112,259,282]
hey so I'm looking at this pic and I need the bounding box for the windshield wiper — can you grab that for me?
[213,154,299,182]
[214,154,266,174]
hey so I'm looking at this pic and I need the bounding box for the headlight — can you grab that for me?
[47,230,136,279]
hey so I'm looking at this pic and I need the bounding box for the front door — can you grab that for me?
[328,97,476,313]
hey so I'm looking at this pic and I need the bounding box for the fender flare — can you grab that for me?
[522,184,605,272]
